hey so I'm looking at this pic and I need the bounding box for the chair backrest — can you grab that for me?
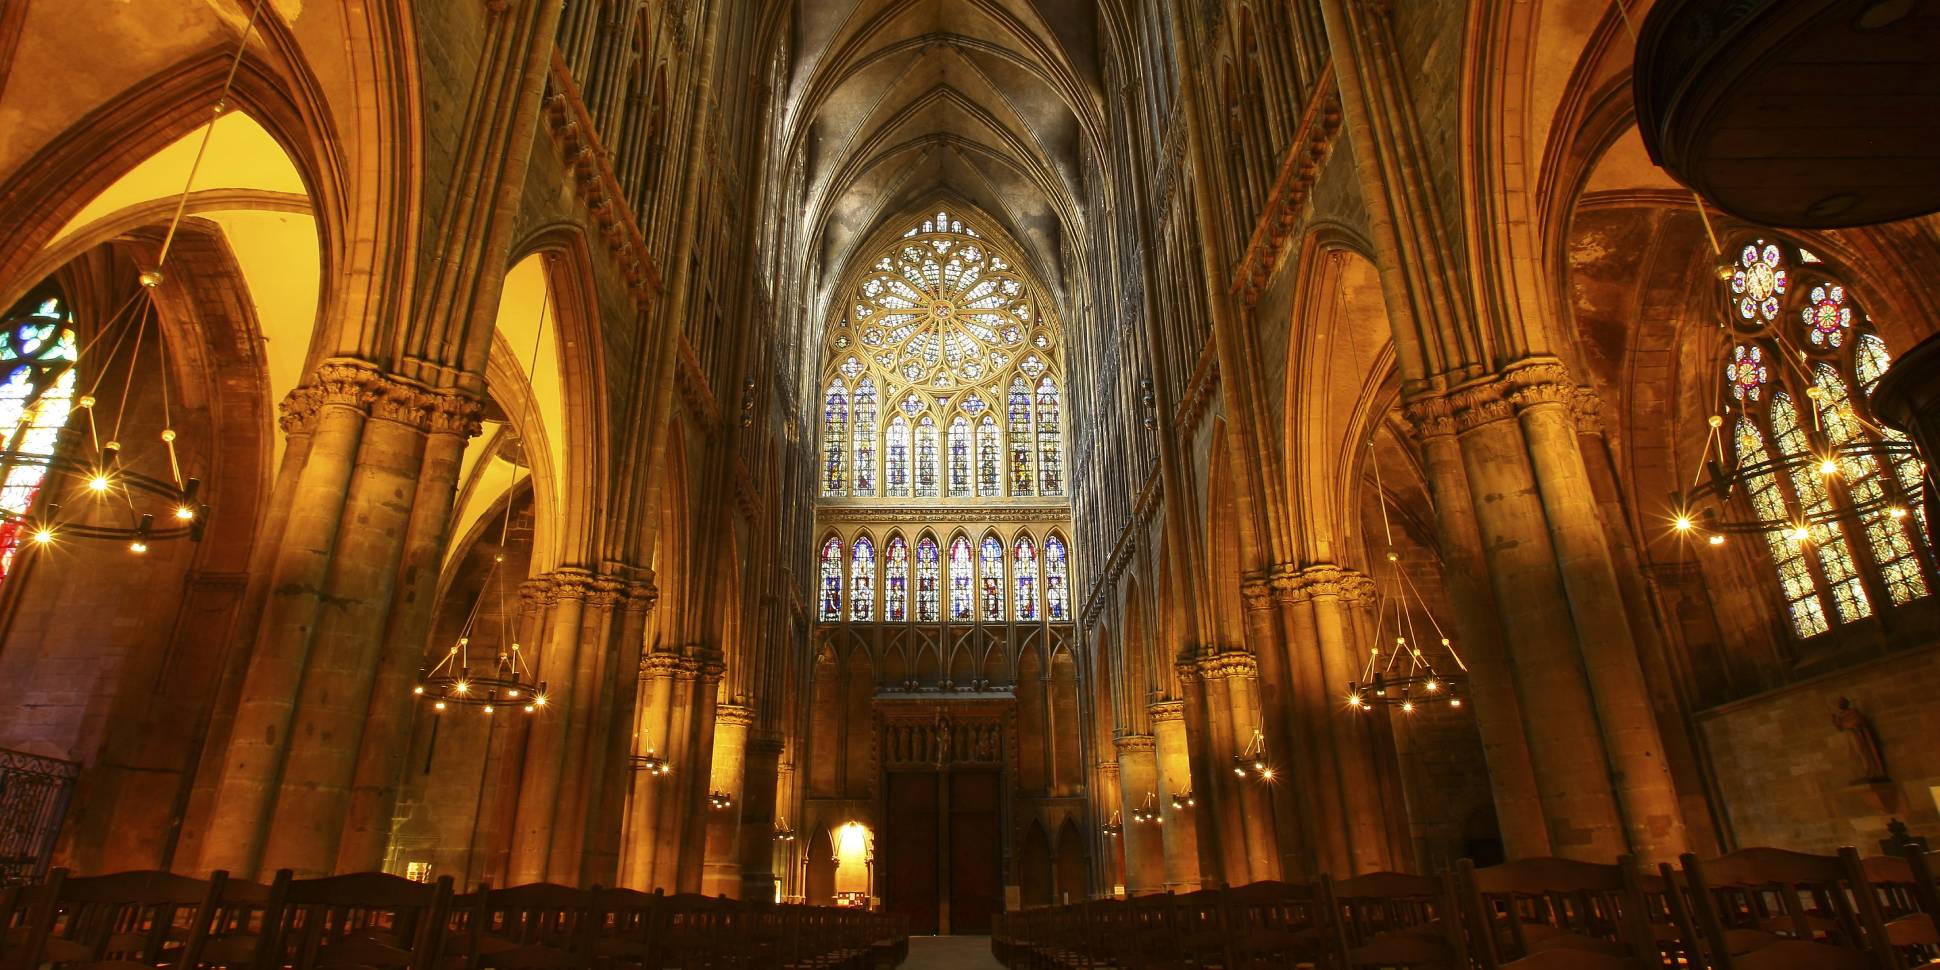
[1857,853,1940,958]
[7,868,221,969]
[1321,871,1462,970]
[1678,847,1897,970]
[1456,856,1658,969]
[260,871,454,970]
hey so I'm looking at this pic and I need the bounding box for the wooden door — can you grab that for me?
[948,770,1002,933]
[883,771,940,934]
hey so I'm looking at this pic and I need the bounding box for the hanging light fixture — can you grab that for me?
[1232,728,1276,780]
[1169,790,1195,810]
[1130,792,1161,824]
[632,731,672,776]
[1345,441,1467,713]
[773,818,797,842]
[708,790,734,810]
[1101,811,1123,837]
[415,254,553,714]
[1670,240,1920,543]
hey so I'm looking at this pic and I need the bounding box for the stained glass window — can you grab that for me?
[1769,393,1871,623]
[851,535,877,622]
[1007,378,1033,496]
[916,534,942,622]
[979,534,1006,621]
[819,537,845,622]
[1854,333,1929,540]
[851,378,878,495]
[1044,535,1069,622]
[948,417,972,497]
[1036,378,1062,495]
[1812,366,1927,604]
[1731,242,1788,324]
[1735,419,1829,638]
[976,415,1002,496]
[884,534,910,622]
[948,535,975,622]
[1801,283,1852,348]
[884,415,910,497]
[822,381,848,495]
[0,291,80,584]
[1013,534,1039,621]
[914,415,939,498]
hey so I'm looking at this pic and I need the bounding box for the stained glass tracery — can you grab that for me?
[884,535,910,622]
[851,535,877,622]
[819,537,844,622]
[852,378,878,495]
[1044,535,1069,622]
[949,535,975,622]
[1735,419,1829,638]
[1013,534,1039,621]
[979,534,1006,621]
[0,293,80,583]
[948,417,972,497]
[1035,378,1062,496]
[822,381,848,495]
[914,415,939,498]
[885,415,910,497]
[1812,366,1926,604]
[1007,378,1033,496]
[915,535,941,622]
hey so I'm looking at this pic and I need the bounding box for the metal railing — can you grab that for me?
[0,747,79,885]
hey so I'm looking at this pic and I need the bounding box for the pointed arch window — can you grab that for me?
[1044,535,1070,622]
[1013,534,1039,621]
[948,535,975,622]
[851,535,877,622]
[948,417,972,497]
[976,415,1002,496]
[1706,237,1933,641]
[884,534,910,622]
[0,290,80,583]
[852,378,879,496]
[1007,378,1033,496]
[819,537,845,622]
[884,415,910,497]
[1035,378,1062,495]
[914,415,940,498]
[915,535,942,622]
[822,381,848,495]
[979,534,1006,621]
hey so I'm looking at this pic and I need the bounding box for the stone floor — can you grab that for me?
[903,935,1005,969]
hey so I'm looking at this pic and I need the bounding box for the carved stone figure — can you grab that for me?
[1833,696,1889,783]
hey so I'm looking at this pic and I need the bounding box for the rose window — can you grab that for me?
[1727,344,1768,402]
[1802,284,1851,348]
[1732,242,1789,324]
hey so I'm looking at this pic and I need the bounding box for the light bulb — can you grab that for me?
[1450,697,1463,708]
[534,694,548,707]
[524,704,536,713]
[482,705,494,714]
[1401,701,1415,713]
[434,701,447,711]
[1789,526,1810,543]
[129,540,148,554]
[175,506,195,521]
[1707,534,1726,546]
[1674,516,1693,532]
[1819,459,1839,476]
[1424,680,1440,692]
[413,685,425,695]
[1259,768,1275,780]
[31,528,53,545]
[507,689,521,698]
[1891,507,1908,519]
[453,681,469,694]
[87,475,111,493]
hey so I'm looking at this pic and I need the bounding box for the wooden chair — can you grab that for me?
[1857,854,1939,967]
[582,887,660,969]
[457,883,591,970]
[1215,880,1327,969]
[1675,847,1896,969]
[3,869,218,970]
[1454,856,1659,968]
[255,871,453,970]
[180,870,285,970]
[1321,871,1463,970]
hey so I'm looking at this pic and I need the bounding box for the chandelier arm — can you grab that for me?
[155,0,269,269]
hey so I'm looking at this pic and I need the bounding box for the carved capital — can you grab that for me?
[1400,394,1457,441]
[539,568,599,603]
[716,703,755,727]
[1501,358,1576,412]
[1240,578,1276,613]
[428,390,487,438]
[1197,650,1258,680]
[623,580,660,614]
[641,652,684,677]
[1113,734,1157,754]
[1148,700,1186,723]
[1572,384,1606,435]
[1449,380,1513,434]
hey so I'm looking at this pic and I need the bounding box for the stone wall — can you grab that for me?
[1697,644,1940,854]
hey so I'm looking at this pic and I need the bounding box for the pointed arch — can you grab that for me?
[1013,531,1041,622]
[818,534,846,623]
[979,531,1008,622]
[1044,532,1071,623]
[915,531,943,623]
[883,531,911,622]
[850,532,878,622]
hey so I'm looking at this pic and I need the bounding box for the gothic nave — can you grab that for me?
[3,0,1940,966]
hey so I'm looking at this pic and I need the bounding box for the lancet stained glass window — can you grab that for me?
[1770,392,1871,623]
[1044,535,1069,622]
[1812,365,1926,604]
[1036,378,1062,496]
[822,381,848,495]
[914,415,939,498]
[979,534,1006,621]
[884,534,910,622]
[948,417,972,497]
[1854,334,1930,539]
[915,534,941,622]
[819,537,845,622]
[1013,534,1039,621]
[1006,378,1033,496]
[976,415,1002,496]
[852,378,878,495]
[851,535,877,622]
[949,535,975,622]
[885,415,910,497]
[1735,419,1829,638]
[0,291,80,583]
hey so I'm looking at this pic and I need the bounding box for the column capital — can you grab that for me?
[1500,357,1577,412]
[1240,577,1277,612]
[716,703,755,727]
[642,651,684,677]
[426,389,487,438]
[1572,383,1606,435]
[1449,379,1514,434]
[1196,650,1258,680]
[1147,700,1186,723]
[1113,734,1157,754]
[530,568,599,604]
[1270,564,1375,604]
[1400,393,1458,441]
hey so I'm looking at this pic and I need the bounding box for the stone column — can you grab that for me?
[1147,703,1203,891]
[625,653,681,888]
[1201,653,1278,882]
[702,702,753,897]
[676,653,724,892]
[549,580,622,884]
[1502,361,1686,862]
[1113,735,1163,894]
[1449,379,1630,860]
[1241,580,1310,878]
[200,362,380,877]
[1304,566,1399,874]
[1400,396,1551,858]
[507,569,595,884]
[1096,759,1125,897]
[1270,575,1351,875]
[335,392,483,873]
[586,580,657,886]
[738,735,784,902]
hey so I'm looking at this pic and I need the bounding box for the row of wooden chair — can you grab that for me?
[993,845,1940,969]
[0,868,908,969]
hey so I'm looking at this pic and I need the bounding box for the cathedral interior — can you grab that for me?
[3,0,1940,967]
